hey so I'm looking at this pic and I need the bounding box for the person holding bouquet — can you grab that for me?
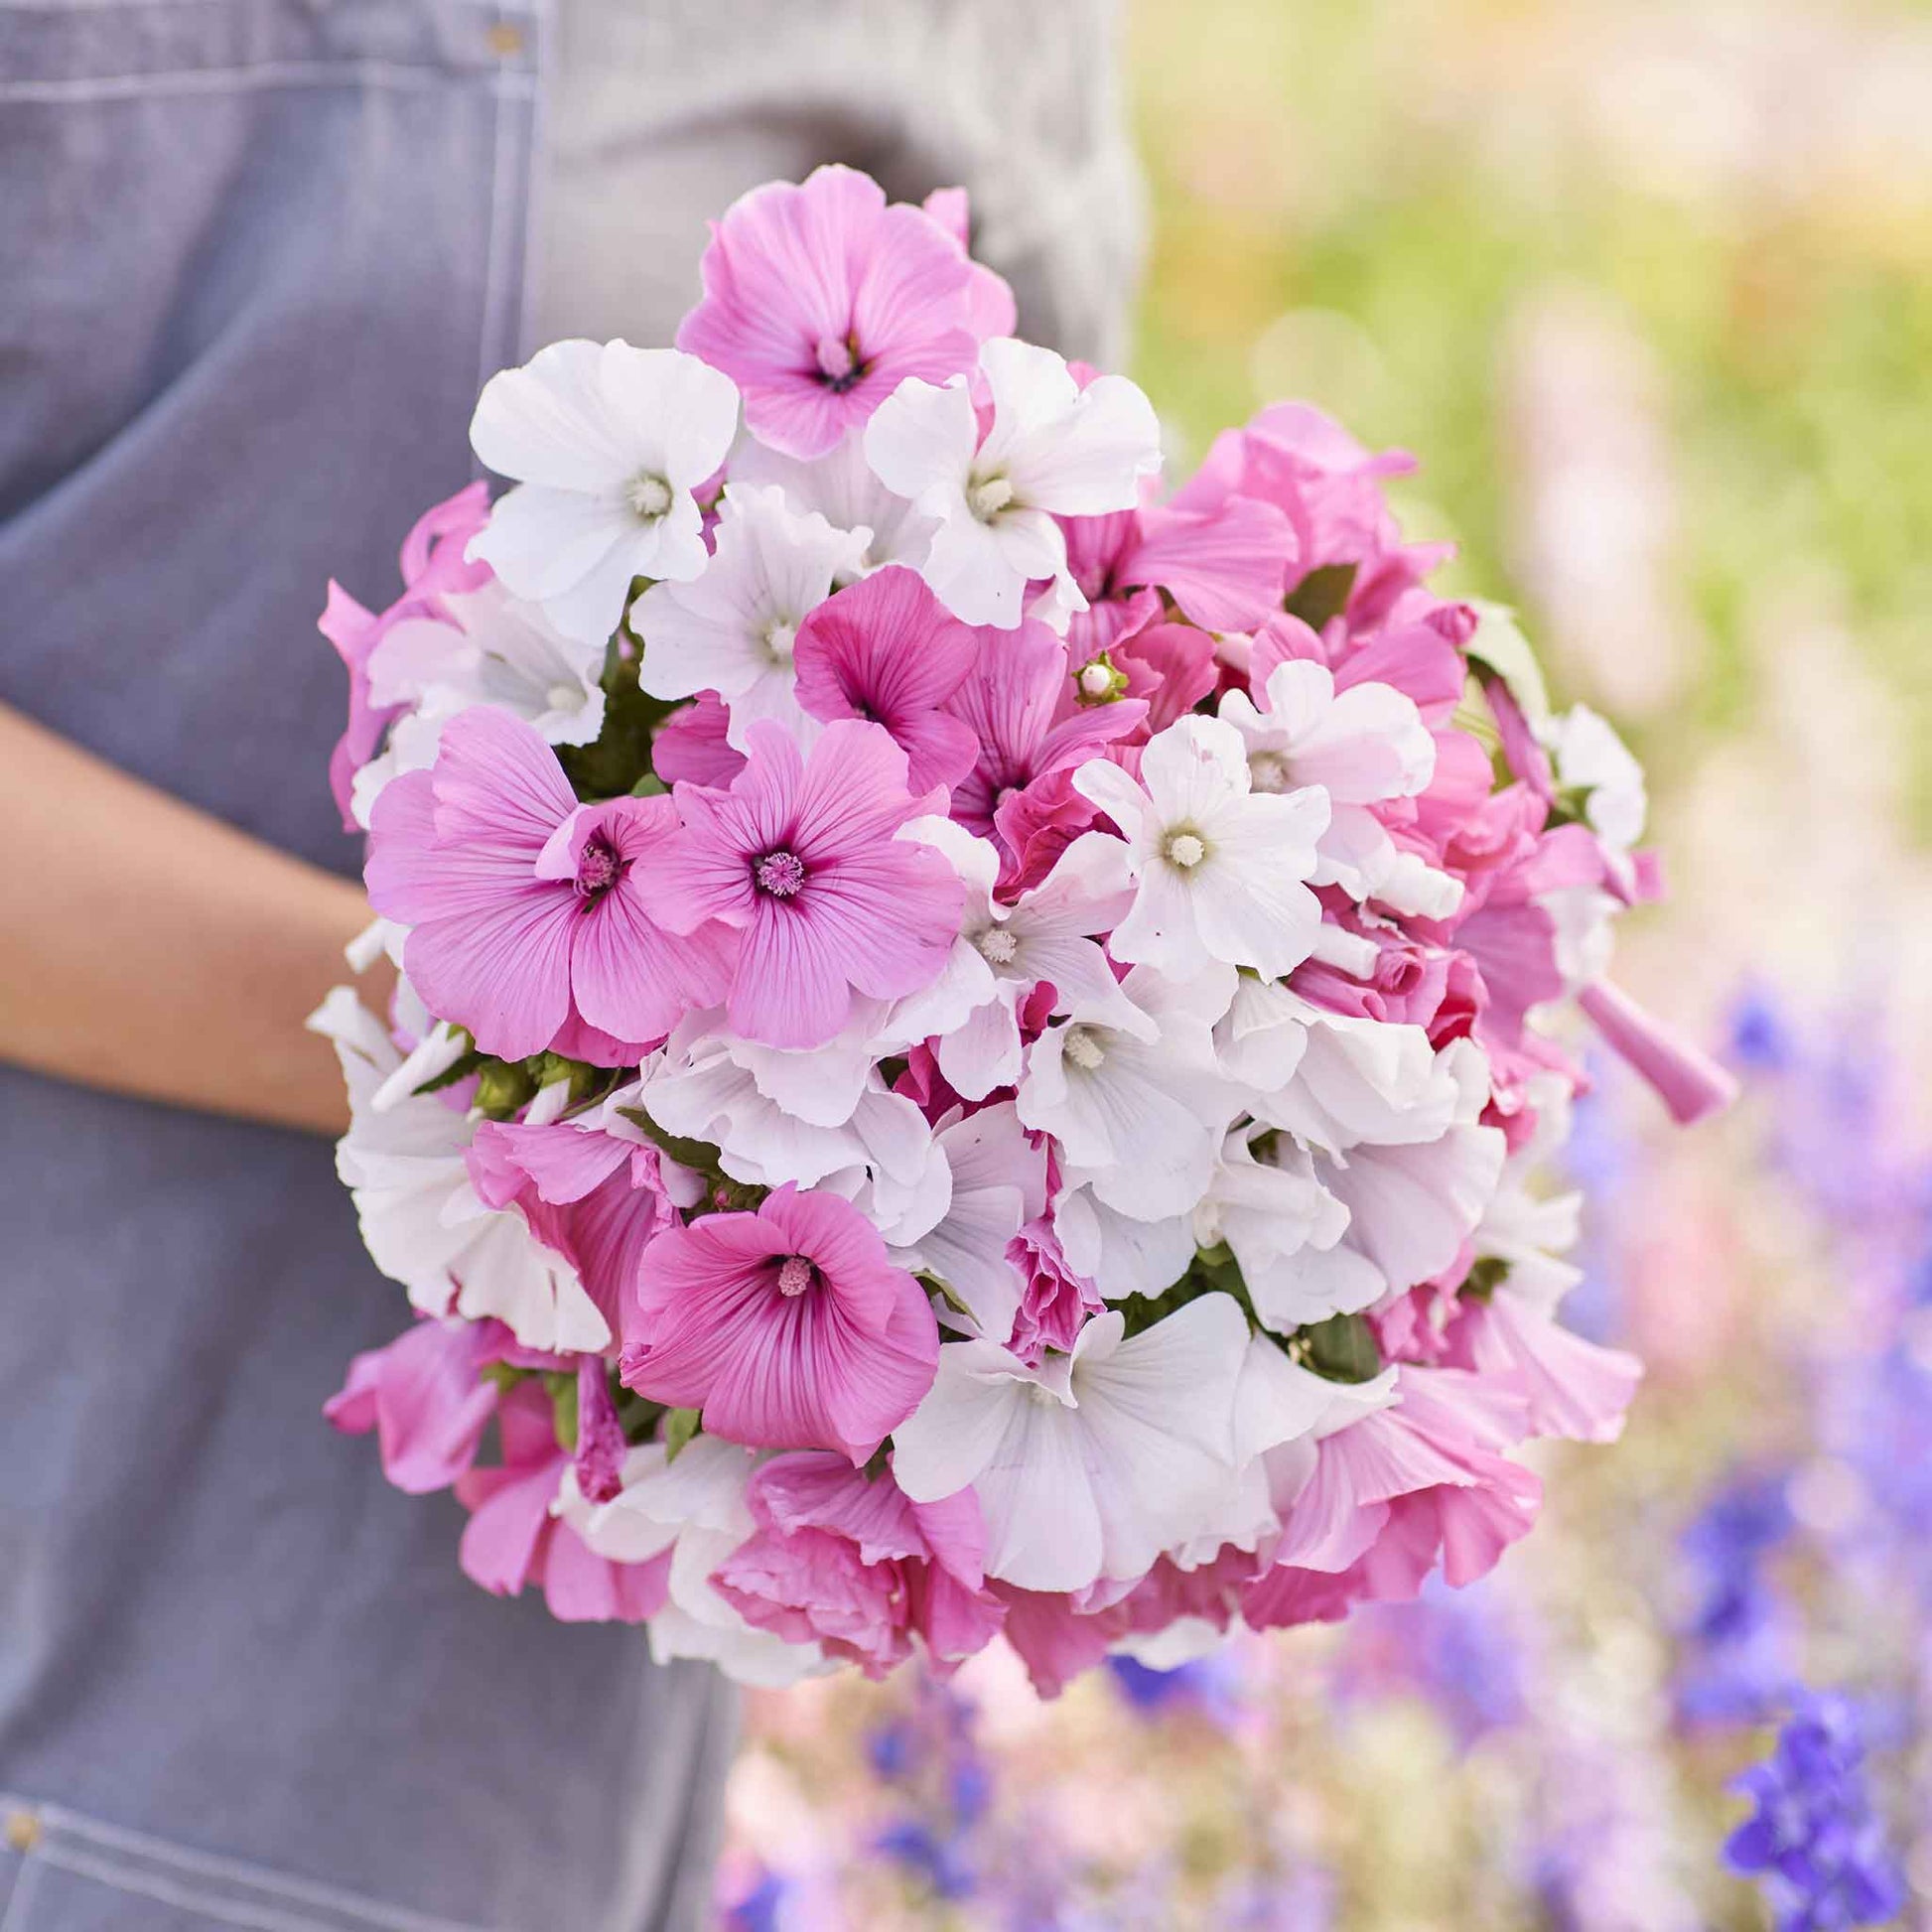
[0,5,1140,1926]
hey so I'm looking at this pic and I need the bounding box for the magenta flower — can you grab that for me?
[618,1186,940,1465]
[634,719,964,1049]
[676,164,1007,460]
[792,567,983,792]
[364,706,728,1063]
[941,618,1147,841]
[324,1316,499,1495]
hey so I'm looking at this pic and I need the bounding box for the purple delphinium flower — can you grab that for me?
[1107,1651,1246,1729]
[1725,1692,1905,1932]
[1674,1468,1799,1725]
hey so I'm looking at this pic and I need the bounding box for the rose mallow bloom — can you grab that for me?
[865,338,1164,629]
[791,566,983,792]
[468,339,740,643]
[364,705,726,1060]
[1073,714,1330,981]
[633,718,965,1050]
[676,164,1011,462]
[619,1185,941,1464]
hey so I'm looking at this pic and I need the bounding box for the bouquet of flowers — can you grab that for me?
[314,166,1731,1692]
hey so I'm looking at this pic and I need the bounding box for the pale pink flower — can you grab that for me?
[633,719,964,1050]
[324,1317,499,1494]
[677,165,1010,461]
[710,1451,1001,1677]
[364,707,727,1062]
[454,1382,671,1623]
[618,1185,940,1464]
[1004,1217,1103,1365]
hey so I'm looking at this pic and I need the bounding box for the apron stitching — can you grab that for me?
[0,1855,42,1932]
[2,1800,488,1932]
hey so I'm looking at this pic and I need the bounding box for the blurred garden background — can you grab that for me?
[712,0,1932,1923]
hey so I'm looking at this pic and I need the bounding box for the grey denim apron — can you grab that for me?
[0,5,737,1927]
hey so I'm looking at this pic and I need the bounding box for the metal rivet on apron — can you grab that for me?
[485,22,524,57]
[3,1808,40,1853]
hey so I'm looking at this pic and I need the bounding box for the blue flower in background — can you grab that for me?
[1107,1651,1244,1727]
[1725,1693,1905,1931]
[1675,1467,1799,1725]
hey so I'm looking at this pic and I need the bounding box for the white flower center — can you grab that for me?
[627,473,673,519]
[761,620,796,665]
[1078,661,1116,698]
[967,475,1015,521]
[545,682,582,713]
[1062,1026,1106,1072]
[1248,751,1293,794]
[1164,830,1207,870]
[974,926,1019,966]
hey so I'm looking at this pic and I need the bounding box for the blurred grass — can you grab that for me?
[1126,0,1932,830]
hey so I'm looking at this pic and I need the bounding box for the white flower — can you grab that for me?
[1544,702,1646,852]
[1053,1185,1198,1303]
[882,1102,1046,1340]
[1471,1073,1584,1314]
[730,426,939,575]
[1219,658,1460,919]
[1253,1040,1508,1331]
[892,1296,1251,1592]
[349,585,607,826]
[639,1013,938,1211]
[1016,964,1239,1223]
[1073,715,1329,981]
[891,821,1141,1101]
[864,337,1162,630]
[307,988,608,1352]
[633,483,868,751]
[468,340,740,643]
[1221,976,1472,1154]
[559,1438,822,1689]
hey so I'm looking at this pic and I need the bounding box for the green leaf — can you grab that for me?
[412,1047,483,1097]
[1284,562,1357,629]
[629,772,668,797]
[474,1058,538,1120]
[1459,1255,1509,1303]
[615,1104,727,1177]
[917,1270,976,1323]
[1298,1311,1384,1384]
[545,1369,580,1451]
[661,1407,702,1463]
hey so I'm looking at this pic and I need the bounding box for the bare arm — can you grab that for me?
[0,704,390,1136]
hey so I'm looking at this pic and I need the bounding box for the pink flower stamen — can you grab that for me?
[754,849,807,897]
[813,333,862,391]
[775,1255,817,1298]
[575,834,623,900]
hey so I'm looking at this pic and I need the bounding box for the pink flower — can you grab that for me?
[676,165,1008,461]
[364,706,727,1062]
[319,483,491,831]
[1004,1217,1103,1365]
[1243,1366,1542,1629]
[792,568,983,792]
[454,1383,671,1622]
[618,1185,940,1464]
[942,617,1147,841]
[324,1316,498,1494]
[650,691,745,788]
[466,1114,686,1332]
[1578,979,1739,1126]
[634,719,964,1049]
[710,1451,1002,1677]
[1061,495,1292,661]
